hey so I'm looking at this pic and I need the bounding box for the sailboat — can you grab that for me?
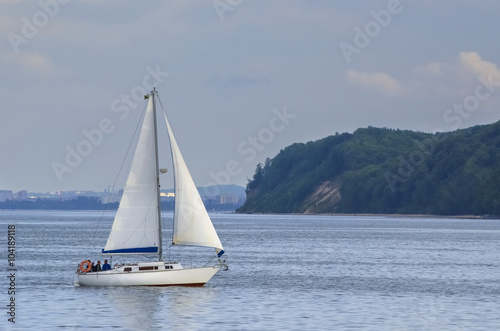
[74,88,227,287]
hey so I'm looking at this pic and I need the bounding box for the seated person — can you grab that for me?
[102,260,112,271]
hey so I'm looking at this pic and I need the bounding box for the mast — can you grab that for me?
[151,88,163,261]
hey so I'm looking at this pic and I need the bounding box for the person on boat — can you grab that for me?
[102,260,111,271]
[90,262,96,272]
[95,260,102,272]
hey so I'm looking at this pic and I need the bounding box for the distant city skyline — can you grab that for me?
[2,1,500,192]
[0,184,246,198]
[0,187,245,211]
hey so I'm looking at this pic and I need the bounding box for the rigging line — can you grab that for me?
[156,90,166,112]
[92,100,149,247]
[152,89,172,244]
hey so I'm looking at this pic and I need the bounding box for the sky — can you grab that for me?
[1,0,500,193]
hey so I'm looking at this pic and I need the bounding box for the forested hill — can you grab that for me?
[236,121,500,215]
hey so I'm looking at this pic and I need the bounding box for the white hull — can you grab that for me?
[74,262,221,287]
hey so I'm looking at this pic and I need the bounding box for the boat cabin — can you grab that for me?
[114,262,183,273]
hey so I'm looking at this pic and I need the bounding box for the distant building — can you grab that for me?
[218,194,239,204]
[101,196,121,204]
[0,190,13,202]
[16,190,28,200]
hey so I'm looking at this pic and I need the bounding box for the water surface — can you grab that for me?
[1,211,499,330]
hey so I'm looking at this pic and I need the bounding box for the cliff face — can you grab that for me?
[237,121,500,215]
[302,180,341,214]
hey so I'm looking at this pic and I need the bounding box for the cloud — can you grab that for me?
[0,51,67,87]
[412,51,500,100]
[345,69,403,97]
[413,51,500,83]
[413,61,452,78]
[459,51,500,80]
[10,52,55,73]
[348,51,500,101]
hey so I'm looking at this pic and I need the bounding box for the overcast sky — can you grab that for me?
[2,0,500,193]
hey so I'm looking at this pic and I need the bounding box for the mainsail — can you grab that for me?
[164,113,224,256]
[102,97,161,254]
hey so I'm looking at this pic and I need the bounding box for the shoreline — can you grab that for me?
[234,212,499,219]
[1,208,498,219]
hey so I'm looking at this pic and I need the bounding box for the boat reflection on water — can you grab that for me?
[103,286,219,329]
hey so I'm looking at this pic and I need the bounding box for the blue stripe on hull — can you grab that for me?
[102,247,158,254]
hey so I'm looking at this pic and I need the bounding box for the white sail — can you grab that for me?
[164,113,224,254]
[103,97,161,254]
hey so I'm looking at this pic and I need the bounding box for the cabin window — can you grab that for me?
[139,266,158,271]
[124,267,132,272]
